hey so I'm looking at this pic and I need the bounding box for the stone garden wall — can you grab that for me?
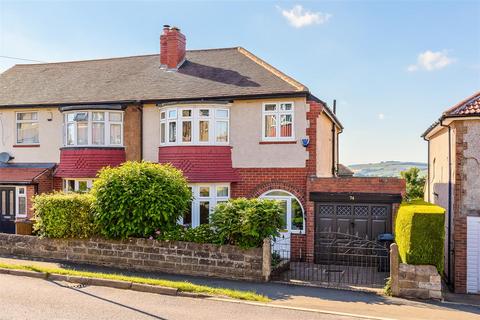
[0,233,270,282]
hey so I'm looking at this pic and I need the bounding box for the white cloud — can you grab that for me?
[407,50,455,72]
[279,5,331,28]
[378,113,385,120]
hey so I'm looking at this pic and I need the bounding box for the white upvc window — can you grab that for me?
[16,111,39,144]
[64,111,123,147]
[16,187,27,218]
[63,179,94,193]
[262,102,294,141]
[160,106,229,146]
[180,183,230,227]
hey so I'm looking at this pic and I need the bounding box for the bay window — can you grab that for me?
[63,179,94,193]
[262,102,294,140]
[180,184,230,227]
[16,112,39,144]
[64,111,123,146]
[160,106,229,145]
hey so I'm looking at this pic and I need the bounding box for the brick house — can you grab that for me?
[0,26,404,261]
[423,91,480,294]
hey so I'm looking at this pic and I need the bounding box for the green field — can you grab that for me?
[348,161,427,178]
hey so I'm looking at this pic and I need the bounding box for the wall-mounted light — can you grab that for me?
[301,138,310,147]
[47,111,53,121]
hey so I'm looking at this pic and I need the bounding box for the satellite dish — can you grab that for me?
[0,152,13,163]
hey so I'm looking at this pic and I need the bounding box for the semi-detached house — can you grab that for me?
[0,26,404,261]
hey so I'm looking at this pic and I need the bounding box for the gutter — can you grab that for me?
[439,118,453,288]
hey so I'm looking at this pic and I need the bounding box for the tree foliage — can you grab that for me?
[400,167,426,200]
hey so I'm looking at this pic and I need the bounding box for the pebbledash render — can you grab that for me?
[0,26,404,261]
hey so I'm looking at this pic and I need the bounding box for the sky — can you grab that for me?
[0,0,479,165]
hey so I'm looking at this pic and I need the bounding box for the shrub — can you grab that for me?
[33,192,96,238]
[159,224,221,244]
[395,199,445,273]
[210,198,283,248]
[92,161,191,239]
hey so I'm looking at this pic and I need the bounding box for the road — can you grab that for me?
[0,274,366,320]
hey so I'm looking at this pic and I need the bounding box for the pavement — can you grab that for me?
[1,256,480,320]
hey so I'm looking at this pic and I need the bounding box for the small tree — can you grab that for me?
[92,161,191,239]
[400,167,426,200]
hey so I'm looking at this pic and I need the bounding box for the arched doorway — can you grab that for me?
[260,190,305,258]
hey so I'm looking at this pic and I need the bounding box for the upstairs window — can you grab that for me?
[262,102,294,141]
[16,112,39,144]
[160,106,229,145]
[64,111,123,147]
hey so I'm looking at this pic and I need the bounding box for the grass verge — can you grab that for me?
[0,262,269,302]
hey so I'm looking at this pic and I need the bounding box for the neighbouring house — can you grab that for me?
[0,25,404,262]
[422,91,480,294]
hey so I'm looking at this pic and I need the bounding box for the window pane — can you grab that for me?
[78,181,88,192]
[182,110,192,117]
[109,112,122,122]
[168,109,177,119]
[18,188,25,195]
[18,197,26,216]
[280,103,292,111]
[199,109,209,117]
[291,198,304,231]
[200,201,210,225]
[67,180,75,192]
[67,123,75,145]
[182,121,192,142]
[74,112,88,122]
[199,186,210,197]
[168,122,176,142]
[266,191,290,197]
[278,200,288,230]
[77,122,88,145]
[215,121,228,142]
[160,112,166,120]
[17,123,39,144]
[160,123,166,143]
[17,112,37,121]
[110,124,122,145]
[264,104,276,111]
[199,121,209,142]
[216,109,228,118]
[92,112,105,121]
[216,186,228,197]
[67,113,75,122]
[92,123,105,145]
[264,115,276,138]
[280,114,293,137]
[183,203,192,226]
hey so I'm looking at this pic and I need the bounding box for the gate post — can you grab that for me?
[262,238,272,281]
[390,243,400,296]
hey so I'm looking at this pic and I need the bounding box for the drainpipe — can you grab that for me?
[423,135,431,202]
[331,100,337,176]
[439,118,453,287]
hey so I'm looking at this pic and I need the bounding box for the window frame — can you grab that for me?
[15,186,27,218]
[159,106,230,146]
[179,183,230,228]
[63,179,94,193]
[15,111,40,145]
[261,102,295,141]
[260,189,305,234]
[63,110,124,147]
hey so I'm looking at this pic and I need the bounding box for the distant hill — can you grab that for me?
[348,161,427,177]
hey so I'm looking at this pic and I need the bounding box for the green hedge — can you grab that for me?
[210,198,283,248]
[92,161,191,239]
[159,224,221,244]
[395,199,445,273]
[33,192,96,238]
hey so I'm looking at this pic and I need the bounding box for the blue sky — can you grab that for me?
[1,0,479,164]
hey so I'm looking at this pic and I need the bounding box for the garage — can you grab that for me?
[467,216,480,293]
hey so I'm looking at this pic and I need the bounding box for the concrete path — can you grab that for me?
[1,256,479,320]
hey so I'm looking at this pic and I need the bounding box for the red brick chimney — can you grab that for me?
[160,25,186,70]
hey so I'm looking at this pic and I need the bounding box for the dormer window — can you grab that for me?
[64,111,123,147]
[160,106,229,146]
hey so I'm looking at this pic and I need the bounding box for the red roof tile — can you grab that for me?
[55,148,126,178]
[158,146,240,183]
[444,91,480,116]
[0,167,50,183]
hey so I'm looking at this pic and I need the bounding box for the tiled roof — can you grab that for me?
[55,148,126,178]
[158,146,240,183]
[444,91,480,116]
[0,164,55,183]
[0,47,307,106]
[337,164,354,177]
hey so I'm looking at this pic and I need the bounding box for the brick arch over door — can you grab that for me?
[248,181,306,208]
